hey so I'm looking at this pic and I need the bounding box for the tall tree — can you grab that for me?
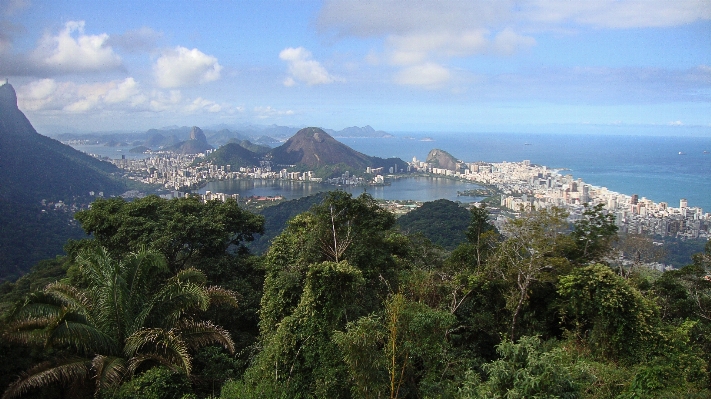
[488,207,573,340]
[73,195,264,274]
[569,203,618,265]
[2,247,236,398]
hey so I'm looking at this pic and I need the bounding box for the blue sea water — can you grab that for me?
[338,132,711,212]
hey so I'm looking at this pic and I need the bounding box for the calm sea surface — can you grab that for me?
[69,133,711,212]
[339,132,711,212]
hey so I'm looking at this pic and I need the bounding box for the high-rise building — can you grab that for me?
[680,198,688,208]
[631,194,639,205]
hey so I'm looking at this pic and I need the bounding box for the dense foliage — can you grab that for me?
[396,199,471,250]
[2,192,711,399]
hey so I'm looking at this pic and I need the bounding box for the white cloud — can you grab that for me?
[31,21,123,73]
[16,77,232,115]
[317,0,707,89]
[153,46,222,88]
[279,47,338,86]
[394,63,452,88]
[184,97,222,113]
[669,120,684,126]
[253,106,295,119]
[527,0,711,29]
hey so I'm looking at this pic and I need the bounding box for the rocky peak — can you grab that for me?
[189,126,207,143]
[0,81,18,111]
[426,148,459,171]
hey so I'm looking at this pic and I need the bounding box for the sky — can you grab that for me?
[1,0,710,134]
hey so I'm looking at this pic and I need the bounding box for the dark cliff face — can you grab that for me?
[0,82,18,108]
[0,83,125,203]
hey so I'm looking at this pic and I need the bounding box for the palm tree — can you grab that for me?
[2,246,237,398]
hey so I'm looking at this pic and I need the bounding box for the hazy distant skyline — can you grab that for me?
[1,0,710,134]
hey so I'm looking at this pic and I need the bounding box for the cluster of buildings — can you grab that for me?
[109,151,709,240]
[430,159,710,240]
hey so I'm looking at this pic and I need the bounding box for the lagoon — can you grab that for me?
[198,176,485,203]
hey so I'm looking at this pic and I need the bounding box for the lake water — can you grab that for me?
[199,177,484,203]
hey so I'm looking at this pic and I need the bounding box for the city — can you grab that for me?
[105,149,710,241]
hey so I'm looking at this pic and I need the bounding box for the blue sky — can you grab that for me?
[1,0,710,134]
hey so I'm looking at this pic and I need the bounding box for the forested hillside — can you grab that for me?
[1,193,710,399]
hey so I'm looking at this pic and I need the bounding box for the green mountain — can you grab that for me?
[198,142,260,168]
[0,82,127,280]
[267,127,408,172]
[397,199,471,250]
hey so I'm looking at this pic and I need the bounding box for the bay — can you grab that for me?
[69,144,151,160]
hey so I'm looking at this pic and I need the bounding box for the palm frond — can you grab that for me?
[2,357,90,399]
[92,355,126,391]
[125,248,168,307]
[124,328,192,375]
[173,268,207,285]
[44,282,91,313]
[48,319,118,355]
[75,247,116,287]
[148,282,210,328]
[205,286,239,309]
[177,320,236,354]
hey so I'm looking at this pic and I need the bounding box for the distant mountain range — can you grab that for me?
[54,124,392,151]
[0,83,128,280]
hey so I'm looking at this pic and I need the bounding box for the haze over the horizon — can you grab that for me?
[1,0,710,135]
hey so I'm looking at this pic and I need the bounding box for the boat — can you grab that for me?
[678,151,686,155]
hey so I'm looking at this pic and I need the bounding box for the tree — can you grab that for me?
[2,247,236,398]
[569,203,618,265]
[614,234,665,278]
[73,195,264,273]
[465,203,499,269]
[334,293,455,399]
[227,261,365,398]
[258,191,401,338]
[558,264,656,362]
[488,207,573,340]
[462,336,586,399]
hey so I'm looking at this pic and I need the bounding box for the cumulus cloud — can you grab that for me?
[16,77,231,115]
[31,20,123,73]
[253,106,295,119]
[153,46,222,88]
[316,0,708,89]
[184,97,222,113]
[394,63,452,88]
[279,47,338,86]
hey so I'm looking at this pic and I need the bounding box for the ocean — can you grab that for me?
[339,132,711,213]
[68,132,711,212]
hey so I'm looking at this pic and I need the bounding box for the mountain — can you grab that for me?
[198,142,260,168]
[267,127,408,172]
[0,82,127,280]
[327,125,392,138]
[165,126,213,154]
[397,199,471,250]
[229,139,271,155]
[426,148,460,171]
